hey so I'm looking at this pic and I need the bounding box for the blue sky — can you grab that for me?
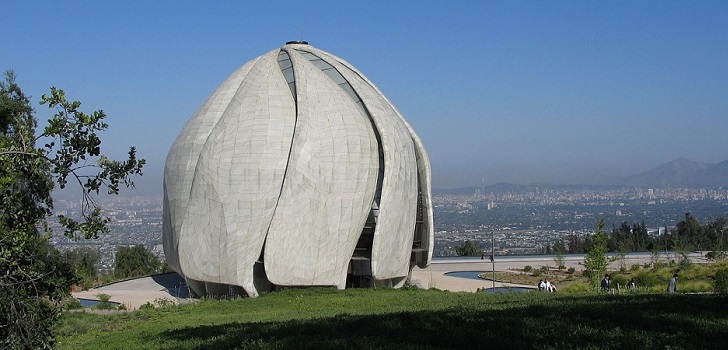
[3,1,727,192]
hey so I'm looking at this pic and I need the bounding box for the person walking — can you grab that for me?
[668,274,678,294]
[601,274,610,292]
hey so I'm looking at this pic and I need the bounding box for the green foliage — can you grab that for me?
[553,240,566,270]
[139,302,155,310]
[679,280,712,293]
[678,252,693,269]
[559,282,592,293]
[706,251,727,260]
[610,274,629,288]
[633,270,662,288]
[94,294,116,310]
[0,232,76,349]
[63,247,100,288]
[454,240,481,257]
[38,87,145,239]
[0,70,144,349]
[153,298,176,308]
[523,265,532,272]
[114,245,161,279]
[567,216,727,256]
[584,219,609,288]
[61,297,83,311]
[567,266,576,274]
[714,266,728,294]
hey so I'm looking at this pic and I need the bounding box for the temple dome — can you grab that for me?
[162,42,433,297]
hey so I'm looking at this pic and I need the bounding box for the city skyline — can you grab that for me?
[3,1,727,192]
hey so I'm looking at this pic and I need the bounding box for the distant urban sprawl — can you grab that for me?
[49,186,728,271]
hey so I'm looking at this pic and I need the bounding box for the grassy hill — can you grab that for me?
[57,287,728,349]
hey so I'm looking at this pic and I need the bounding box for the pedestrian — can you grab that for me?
[538,279,546,291]
[601,274,610,292]
[628,278,636,289]
[545,280,552,292]
[668,273,678,294]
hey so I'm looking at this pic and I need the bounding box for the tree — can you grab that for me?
[63,247,101,288]
[0,70,144,349]
[707,217,727,260]
[553,239,566,270]
[114,245,161,279]
[455,240,482,257]
[584,219,609,288]
[675,212,704,250]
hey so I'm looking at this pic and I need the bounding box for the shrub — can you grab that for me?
[523,265,533,272]
[560,282,592,293]
[94,293,116,310]
[630,264,640,272]
[714,267,728,294]
[139,302,155,310]
[611,274,629,289]
[653,262,667,270]
[61,297,83,311]
[681,280,712,293]
[633,271,662,288]
[706,251,727,261]
[678,263,711,280]
[567,267,576,274]
[154,298,175,308]
[678,254,693,269]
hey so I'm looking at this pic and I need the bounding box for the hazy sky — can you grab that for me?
[3,1,727,192]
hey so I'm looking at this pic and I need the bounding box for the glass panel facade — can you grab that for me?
[277,51,296,100]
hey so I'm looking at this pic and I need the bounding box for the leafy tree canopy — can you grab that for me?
[455,240,482,257]
[0,70,144,349]
[584,219,609,288]
[114,245,161,279]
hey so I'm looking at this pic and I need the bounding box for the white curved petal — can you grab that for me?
[312,49,434,268]
[163,54,269,280]
[178,51,296,296]
[264,47,379,287]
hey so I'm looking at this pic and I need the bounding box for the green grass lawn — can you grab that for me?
[57,287,728,349]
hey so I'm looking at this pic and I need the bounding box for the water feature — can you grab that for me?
[76,298,121,308]
[443,271,535,293]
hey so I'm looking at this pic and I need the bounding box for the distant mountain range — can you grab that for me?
[622,158,728,188]
[435,158,728,194]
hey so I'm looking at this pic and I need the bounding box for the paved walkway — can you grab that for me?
[72,273,192,310]
[73,252,706,309]
[410,252,706,292]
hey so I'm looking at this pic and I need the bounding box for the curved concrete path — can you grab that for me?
[73,252,705,309]
[72,273,192,310]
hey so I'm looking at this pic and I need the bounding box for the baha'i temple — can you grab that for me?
[162,41,433,297]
